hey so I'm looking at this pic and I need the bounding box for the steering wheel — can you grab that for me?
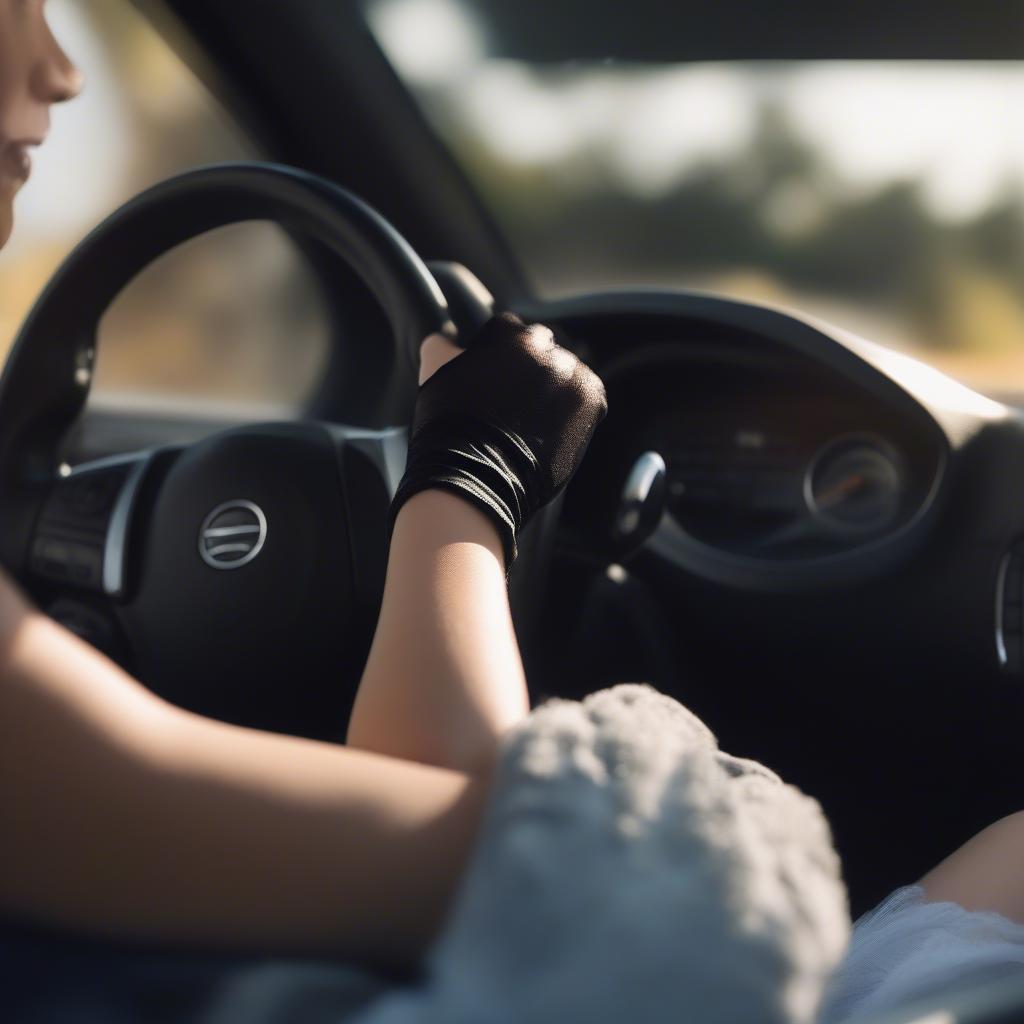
[0,161,546,739]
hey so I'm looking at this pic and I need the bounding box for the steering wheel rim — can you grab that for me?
[0,161,466,739]
[0,162,455,569]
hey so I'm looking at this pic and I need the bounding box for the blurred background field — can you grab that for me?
[369,0,1024,398]
[4,0,1024,405]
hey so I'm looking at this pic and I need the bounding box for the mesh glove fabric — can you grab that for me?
[389,313,608,567]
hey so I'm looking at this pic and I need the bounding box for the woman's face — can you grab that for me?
[0,0,81,249]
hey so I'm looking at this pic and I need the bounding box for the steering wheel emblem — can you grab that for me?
[199,500,268,570]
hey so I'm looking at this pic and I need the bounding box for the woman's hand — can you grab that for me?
[393,313,607,567]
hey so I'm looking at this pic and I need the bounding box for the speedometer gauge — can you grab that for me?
[804,436,903,535]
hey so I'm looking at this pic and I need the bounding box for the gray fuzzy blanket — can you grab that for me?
[203,684,851,1024]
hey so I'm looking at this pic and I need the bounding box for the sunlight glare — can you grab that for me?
[462,63,588,166]
[786,63,1024,221]
[367,0,485,86]
[609,67,755,196]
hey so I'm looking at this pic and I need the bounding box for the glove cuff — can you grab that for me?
[388,418,541,570]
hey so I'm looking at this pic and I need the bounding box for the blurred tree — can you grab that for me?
[451,93,1024,371]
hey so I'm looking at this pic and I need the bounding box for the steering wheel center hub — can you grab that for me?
[120,424,361,737]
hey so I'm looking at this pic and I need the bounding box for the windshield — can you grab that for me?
[367,0,1024,398]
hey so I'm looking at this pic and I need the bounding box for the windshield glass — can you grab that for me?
[366,0,1024,397]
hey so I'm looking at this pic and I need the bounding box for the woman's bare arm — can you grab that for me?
[919,810,1024,922]
[0,557,489,966]
[345,488,529,774]
[346,333,531,774]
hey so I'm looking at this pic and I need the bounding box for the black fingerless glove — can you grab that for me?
[390,313,608,567]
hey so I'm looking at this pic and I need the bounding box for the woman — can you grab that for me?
[2,2,1024,1020]
[0,0,608,968]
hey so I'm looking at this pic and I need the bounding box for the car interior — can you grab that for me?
[5,1,1024,1021]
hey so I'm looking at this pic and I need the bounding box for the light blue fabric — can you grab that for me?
[818,884,1024,1024]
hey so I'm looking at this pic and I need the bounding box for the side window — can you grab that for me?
[0,0,330,412]
[96,224,330,410]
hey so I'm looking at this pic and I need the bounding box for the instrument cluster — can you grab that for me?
[580,343,944,572]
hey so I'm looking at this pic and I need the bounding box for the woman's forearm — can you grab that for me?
[345,331,531,774]
[346,488,530,774]
[0,602,488,964]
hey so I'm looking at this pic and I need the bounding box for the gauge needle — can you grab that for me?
[815,473,867,510]
[749,473,869,552]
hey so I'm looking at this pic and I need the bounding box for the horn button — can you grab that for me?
[119,423,365,740]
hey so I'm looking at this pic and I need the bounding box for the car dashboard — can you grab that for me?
[539,293,952,593]
[517,289,1024,916]
[599,341,940,560]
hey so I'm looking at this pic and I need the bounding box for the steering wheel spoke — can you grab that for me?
[29,451,152,599]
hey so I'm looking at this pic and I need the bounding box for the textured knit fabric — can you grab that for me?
[818,884,1024,1024]
[359,684,849,1024]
